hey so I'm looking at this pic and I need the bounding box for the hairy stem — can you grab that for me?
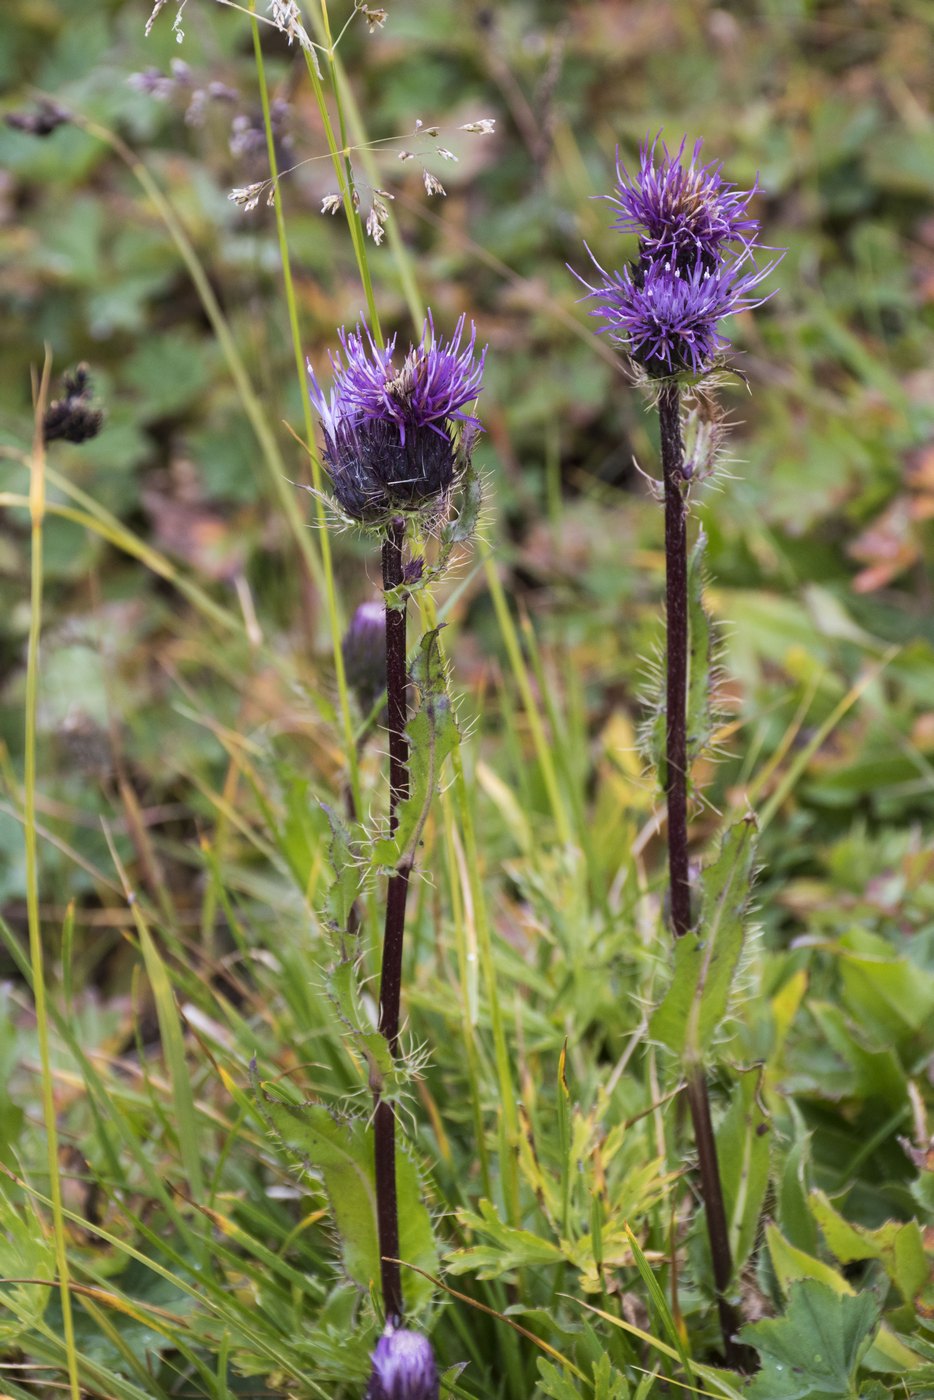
[374,517,411,1325]
[658,383,744,1367]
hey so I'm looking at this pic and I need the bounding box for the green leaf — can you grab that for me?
[447,1198,565,1279]
[764,1224,923,1374]
[809,1190,929,1304]
[838,928,934,1047]
[0,1181,54,1343]
[717,1066,771,1274]
[320,803,362,940]
[535,1358,583,1400]
[777,1121,820,1256]
[372,628,458,872]
[741,1278,880,1399]
[325,957,402,1098]
[257,1088,437,1314]
[650,817,757,1063]
[686,528,715,766]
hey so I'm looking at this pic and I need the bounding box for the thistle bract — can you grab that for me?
[574,133,779,377]
[365,1326,439,1400]
[308,314,485,524]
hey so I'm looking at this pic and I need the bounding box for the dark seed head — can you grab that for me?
[43,365,104,445]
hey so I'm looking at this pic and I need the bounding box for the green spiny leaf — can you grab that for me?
[686,527,715,766]
[256,1087,437,1314]
[717,1065,771,1274]
[320,803,362,941]
[372,628,458,872]
[650,816,757,1063]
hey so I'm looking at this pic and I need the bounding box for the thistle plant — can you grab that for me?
[307,313,485,1357]
[574,135,779,1367]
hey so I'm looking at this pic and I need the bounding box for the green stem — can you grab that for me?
[250,8,363,821]
[25,361,82,1400]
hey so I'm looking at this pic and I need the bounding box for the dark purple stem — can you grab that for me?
[658,383,746,1369]
[374,516,411,1327]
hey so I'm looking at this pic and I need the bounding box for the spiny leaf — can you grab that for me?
[718,1065,771,1274]
[319,803,362,941]
[256,1087,437,1314]
[686,527,715,766]
[372,627,458,872]
[325,956,407,1099]
[650,816,757,1063]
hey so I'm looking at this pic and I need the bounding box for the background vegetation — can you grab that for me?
[1,0,933,1396]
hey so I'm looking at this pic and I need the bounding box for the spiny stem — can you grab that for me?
[659,382,692,939]
[658,382,744,1368]
[375,516,411,1326]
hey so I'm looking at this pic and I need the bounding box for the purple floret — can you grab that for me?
[608,134,760,265]
[365,1326,439,1400]
[308,314,485,521]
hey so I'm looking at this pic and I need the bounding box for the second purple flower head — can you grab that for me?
[308,314,485,525]
[575,134,779,377]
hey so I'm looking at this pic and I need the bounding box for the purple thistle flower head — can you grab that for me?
[578,245,777,376]
[608,134,760,266]
[572,132,780,378]
[365,1326,439,1400]
[308,313,485,524]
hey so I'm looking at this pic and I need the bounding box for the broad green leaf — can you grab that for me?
[764,1224,922,1374]
[717,1066,770,1274]
[650,817,757,1063]
[741,1278,880,1399]
[257,1090,437,1314]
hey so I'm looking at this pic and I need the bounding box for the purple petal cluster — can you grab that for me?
[608,134,760,265]
[308,315,485,522]
[365,1326,439,1400]
[576,134,777,376]
[579,248,774,376]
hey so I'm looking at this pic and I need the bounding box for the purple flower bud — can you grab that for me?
[308,314,485,523]
[342,600,387,715]
[365,1327,439,1400]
